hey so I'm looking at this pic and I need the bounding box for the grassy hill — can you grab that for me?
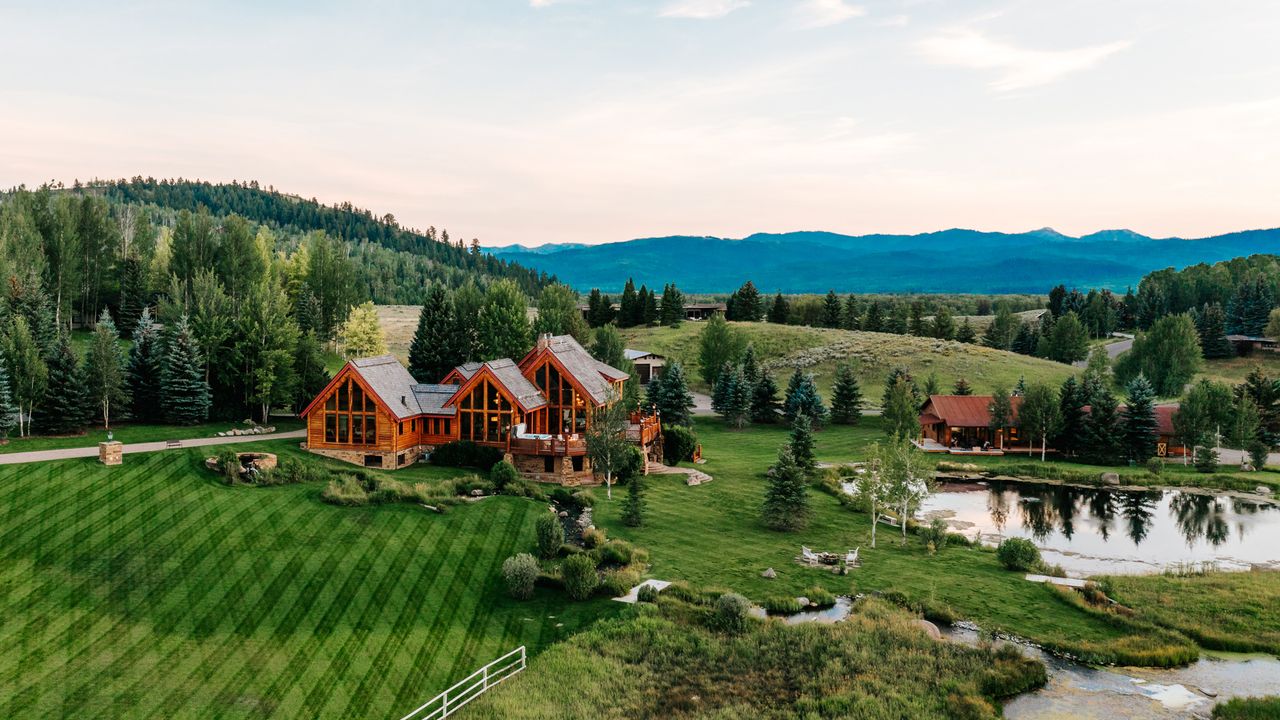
[619,322,1077,402]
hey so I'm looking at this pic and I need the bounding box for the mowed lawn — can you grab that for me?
[0,443,616,719]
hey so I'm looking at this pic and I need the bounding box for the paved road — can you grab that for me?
[1073,337,1133,368]
[0,429,308,465]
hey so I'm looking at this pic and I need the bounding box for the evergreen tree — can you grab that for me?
[533,283,589,341]
[293,329,331,413]
[881,367,918,409]
[1114,313,1202,396]
[479,279,531,360]
[409,284,463,381]
[952,378,973,396]
[956,318,977,344]
[1013,376,1027,396]
[618,278,639,327]
[762,444,811,531]
[1083,388,1125,464]
[1081,345,1112,401]
[740,344,761,390]
[788,413,817,476]
[451,281,485,361]
[821,290,842,328]
[1053,376,1088,457]
[1226,275,1275,336]
[1266,309,1280,341]
[730,280,762,321]
[698,314,743,387]
[586,288,613,327]
[648,361,695,427]
[83,309,129,429]
[750,371,781,424]
[641,286,659,326]
[1241,366,1280,445]
[0,360,15,441]
[1227,393,1262,451]
[982,305,1018,350]
[1196,302,1233,359]
[116,255,149,338]
[2,316,47,437]
[987,386,1013,449]
[830,363,863,425]
[767,292,789,324]
[723,366,751,429]
[1040,311,1089,363]
[841,295,860,330]
[882,376,920,440]
[34,331,88,435]
[161,315,212,425]
[711,361,735,416]
[1122,375,1159,462]
[659,283,685,326]
[622,475,646,527]
[1011,322,1038,355]
[862,301,883,333]
[923,372,940,397]
[931,307,956,340]
[908,302,927,336]
[783,368,826,425]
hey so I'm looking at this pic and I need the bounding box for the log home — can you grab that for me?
[300,334,663,484]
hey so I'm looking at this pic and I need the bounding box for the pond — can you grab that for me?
[919,480,1280,576]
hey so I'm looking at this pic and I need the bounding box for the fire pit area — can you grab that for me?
[205,452,278,480]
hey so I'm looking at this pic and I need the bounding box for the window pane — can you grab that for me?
[338,415,349,443]
[338,382,349,411]
[367,414,377,444]
[325,394,337,410]
[325,414,336,442]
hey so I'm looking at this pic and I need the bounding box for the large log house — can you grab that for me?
[300,334,663,484]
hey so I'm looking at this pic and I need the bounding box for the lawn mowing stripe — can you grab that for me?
[86,479,300,714]
[1,456,188,714]
[284,505,421,718]
[207,503,416,716]
[137,486,311,718]
[252,506,415,718]
[305,507,439,718]
[385,502,504,713]
[338,506,450,718]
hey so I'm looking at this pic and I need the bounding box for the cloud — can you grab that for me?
[915,29,1131,92]
[794,0,865,28]
[876,14,909,27]
[529,0,555,6]
[659,0,749,20]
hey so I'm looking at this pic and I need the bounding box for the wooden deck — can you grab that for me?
[911,439,1006,456]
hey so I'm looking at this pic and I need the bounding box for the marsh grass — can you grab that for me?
[1103,570,1280,655]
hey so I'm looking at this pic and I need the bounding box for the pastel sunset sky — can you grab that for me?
[3,0,1277,246]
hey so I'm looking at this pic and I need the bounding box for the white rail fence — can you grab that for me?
[396,646,526,720]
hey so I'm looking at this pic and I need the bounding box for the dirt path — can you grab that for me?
[0,430,308,465]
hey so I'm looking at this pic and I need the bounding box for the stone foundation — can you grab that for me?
[307,446,430,470]
[307,443,597,485]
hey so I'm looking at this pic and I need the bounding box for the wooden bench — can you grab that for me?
[165,439,183,449]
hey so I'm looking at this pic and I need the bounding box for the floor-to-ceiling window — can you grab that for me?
[320,377,377,445]
[456,377,516,444]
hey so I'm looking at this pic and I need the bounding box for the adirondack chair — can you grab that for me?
[844,548,860,567]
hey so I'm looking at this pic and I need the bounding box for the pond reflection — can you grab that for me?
[922,481,1280,575]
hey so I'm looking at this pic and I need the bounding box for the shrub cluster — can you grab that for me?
[710,592,752,633]
[636,584,661,603]
[561,554,599,600]
[320,470,485,508]
[489,460,520,491]
[762,596,803,614]
[805,586,837,608]
[663,425,699,466]
[996,538,1041,571]
[428,440,504,471]
[535,513,565,559]
[502,553,539,600]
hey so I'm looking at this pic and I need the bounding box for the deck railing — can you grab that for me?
[508,436,587,456]
[395,646,526,720]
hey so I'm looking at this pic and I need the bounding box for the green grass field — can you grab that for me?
[619,322,1076,400]
[0,419,306,454]
[0,442,616,719]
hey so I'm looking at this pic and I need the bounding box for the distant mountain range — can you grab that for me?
[487,228,1280,294]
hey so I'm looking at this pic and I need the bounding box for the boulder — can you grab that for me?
[1241,463,1255,472]
[1256,486,1274,496]
[761,567,776,579]
[1101,472,1120,486]
[558,510,569,518]
[470,488,485,497]
[796,596,810,608]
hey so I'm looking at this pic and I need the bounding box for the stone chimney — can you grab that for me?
[536,333,552,351]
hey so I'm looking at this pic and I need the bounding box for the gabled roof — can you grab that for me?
[452,361,483,380]
[921,394,1023,427]
[350,354,422,420]
[411,384,459,416]
[522,334,627,405]
[449,359,548,412]
[624,348,663,361]
[1087,403,1180,436]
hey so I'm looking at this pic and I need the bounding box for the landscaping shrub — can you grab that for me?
[709,592,752,633]
[597,539,635,567]
[502,553,539,600]
[762,596,804,614]
[599,567,641,598]
[636,584,660,603]
[996,538,1041,571]
[805,586,837,608]
[663,425,699,466]
[561,554,599,601]
[581,527,606,549]
[429,440,503,471]
[549,487,593,513]
[616,445,646,482]
[558,543,582,556]
[1194,445,1220,473]
[535,513,564,559]
[571,489,596,508]
[1248,442,1269,471]
[1145,457,1163,476]
[489,460,520,491]
[662,581,706,605]
[504,478,546,500]
[214,449,240,484]
[920,518,949,553]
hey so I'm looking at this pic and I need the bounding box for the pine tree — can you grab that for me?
[724,366,751,429]
[952,378,973,396]
[740,344,760,390]
[127,308,164,423]
[622,475,646,527]
[923,372,940,397]
[586,288,612,327]
[698,314,743,387]
[881,367,918,409]
[842,295,860,331]
[821,290,842,328]
[116,255,148,338]
[711,361,735,416]
[982,305,1017,350]
[732,281,762,321]
[750,370,781,424]
[161,315,212,425]
[1196,302,1234,359]
[409,284,463,381]
[1011,322,1038,355]
[882,376,919,440]
[783,368,826,425]
[1083,388,1124,464]
[618,278,639,327]
[659,283,685,326]
[1122,375,1159,462]
[1227,275,1275,336]
[987,386,1013,449]
[829,363,863,425]
[83,309,129,429]
[956,318,977,344]
[34,331,88,435]
[641,286,659,326]
[2,316,47,437]
[648,361,695,427]
[1081,345,1111,401]
[1053,376,1088,457]
[1241,366,1280,445]
[908,302,927,336]
[767,292,789,324]
[0,359,17,441]
[931,307,956,340]
[862,301,883,332]
[762,445,811,532]
[293,330,331,413]
[788,413,816,476]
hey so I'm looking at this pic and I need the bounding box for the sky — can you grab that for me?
[2,0,1279,247]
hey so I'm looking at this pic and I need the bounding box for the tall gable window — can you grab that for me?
[457,376,516,444]
[320,377,378,446]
